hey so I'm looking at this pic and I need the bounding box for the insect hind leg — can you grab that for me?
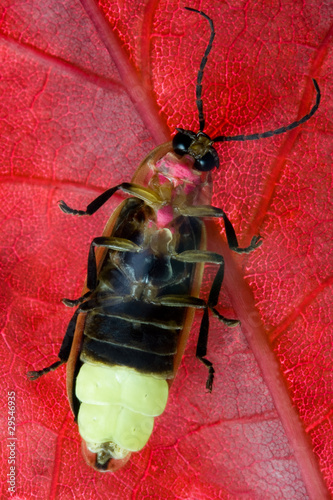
[27,310,79,380]
[196,262,239,392]
[196,308,214,392]
[27,360,64,381]
[172,249,239,391]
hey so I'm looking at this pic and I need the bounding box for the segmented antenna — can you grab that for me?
[185,7,215,132]
[213,79,321,142]
[185,7,320,142]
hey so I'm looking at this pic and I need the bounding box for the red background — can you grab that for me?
[0,0,332,498]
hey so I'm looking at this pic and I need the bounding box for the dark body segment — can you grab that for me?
[69,197,203,418]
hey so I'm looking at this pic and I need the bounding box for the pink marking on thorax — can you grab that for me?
[153,152,205,228]
[156,205,174,228]
[156,153,200,186]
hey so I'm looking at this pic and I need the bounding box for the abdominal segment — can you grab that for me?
[76,363,169,453]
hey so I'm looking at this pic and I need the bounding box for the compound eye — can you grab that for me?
[172,132,193,156]
[194,151,219,171]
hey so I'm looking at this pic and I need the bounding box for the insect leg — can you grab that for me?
[62,237,141,305]
[221,212,262,254]
[171,249,240,391]
[152,293,214,390]
[87,236,141,290]
[78,295,124,313]
[59,183,162,216]
[62,290,93,307]
[178,205,262,253]
[173,249,239,324]
[27,310,79,380]
[196,308,214,392]
[27,360,63,381]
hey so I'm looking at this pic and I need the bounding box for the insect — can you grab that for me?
[28,7,320,472]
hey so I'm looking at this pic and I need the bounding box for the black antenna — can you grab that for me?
[213,78,321,142]
[213,79,321,143]
[184,8,320,145]
[185,7,215,132]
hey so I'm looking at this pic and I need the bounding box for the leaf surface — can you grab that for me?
[0,0,332,498]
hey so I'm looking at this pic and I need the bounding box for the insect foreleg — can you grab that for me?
[178,205,262,253]
[59,183,162,216]
[221,212,262,254]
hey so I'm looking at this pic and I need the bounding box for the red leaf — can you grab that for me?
[0,0,332,498]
